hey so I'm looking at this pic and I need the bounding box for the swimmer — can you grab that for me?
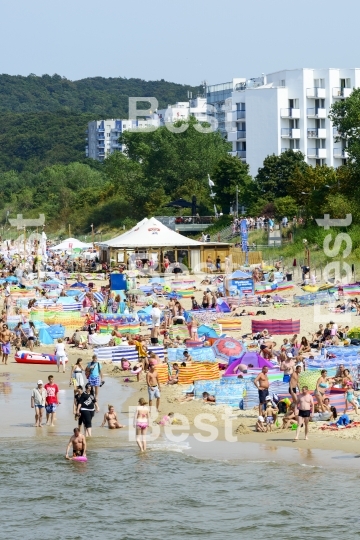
[65,427,87,459]
[100,405,124,429]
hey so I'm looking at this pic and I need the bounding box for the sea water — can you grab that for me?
[1,375,360,540]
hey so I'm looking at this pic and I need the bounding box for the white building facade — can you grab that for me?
[226,68,360,176]
[86,118,159,161]
[154,97,208,126]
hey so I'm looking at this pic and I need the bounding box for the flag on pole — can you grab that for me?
[208,174,214,188]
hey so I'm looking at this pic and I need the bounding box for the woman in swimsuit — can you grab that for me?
[101,405,124,429]
[134,397,149,452]
[299,336,311,354]
[343,379,358,415]
[315,369,333,412]
[70,358,85,391]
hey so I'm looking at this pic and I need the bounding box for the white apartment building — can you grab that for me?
[154,96,208,126]
[226,68,360,176]
[86,118,159,161]
[206,79,245,137]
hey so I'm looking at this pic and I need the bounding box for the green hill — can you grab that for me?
[0,74,201,172]
[0,74,201,116]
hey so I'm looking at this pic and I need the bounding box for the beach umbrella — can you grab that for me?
[212,337,244,361]
[70,281,87,288]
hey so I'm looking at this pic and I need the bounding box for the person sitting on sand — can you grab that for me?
[120,358,131,371]
[255,415,266,432]
[182,351,192,364]
[282,403,297,429]
[299,336,311,354]
[158,412,174,425]
[101,405,124,429]
[167,363,179,385]
[202,392,216,403]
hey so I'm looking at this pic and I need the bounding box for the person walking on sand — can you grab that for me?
[294,386,314,441]
[65,427,87,459]
[289,364,302,403]
[133,397,149,452]
[0,323,12,365]
[100,405,124,429]
[55,338,67,373]
[45,375,60,426]
[31,380,47,427]
[254,366,270,416]
[85,355,103,399]
[146,362,161,411]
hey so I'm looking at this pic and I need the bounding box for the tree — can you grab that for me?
[211,155,253,213]
[329,88,360,168]
[273,196,298,220]
[121,117,231,197]
[255,150,308,200]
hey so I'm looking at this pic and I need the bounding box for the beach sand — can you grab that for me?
[3,274,359,456]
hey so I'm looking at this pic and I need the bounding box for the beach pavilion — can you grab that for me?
[99,217,232,273]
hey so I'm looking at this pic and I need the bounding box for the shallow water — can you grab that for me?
[1,375,360,539]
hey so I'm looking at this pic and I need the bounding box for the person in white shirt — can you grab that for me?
[151,302,162,344]
[55,338,67,373]
[31,380,47,427]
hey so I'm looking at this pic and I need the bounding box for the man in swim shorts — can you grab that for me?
[289,364,302,403]
[65,427,87,459]
[0,324,12,365]
[294,386,314,441]
[254,366,269,415]
[146,363,161,411]
[45,375,60,426]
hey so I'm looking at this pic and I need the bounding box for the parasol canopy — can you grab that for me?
[212,337,244,361]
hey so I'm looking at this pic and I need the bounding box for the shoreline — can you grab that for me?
[107,365,360,456]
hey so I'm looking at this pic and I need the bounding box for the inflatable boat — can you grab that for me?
[15,350,68,365]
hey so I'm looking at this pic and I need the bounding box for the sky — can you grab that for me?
[1,0,360,85]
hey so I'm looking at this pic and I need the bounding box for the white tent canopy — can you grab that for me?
[49,237,92,251]
[102,217,203,248]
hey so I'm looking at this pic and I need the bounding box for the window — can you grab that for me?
[314,78,325,88]
[340,78,351,89]
[280,80,285,87]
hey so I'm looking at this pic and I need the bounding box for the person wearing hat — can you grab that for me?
[255,415,266,432]
[31,380,47,427]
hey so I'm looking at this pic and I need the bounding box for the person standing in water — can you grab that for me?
[65,427,87,459]
[133,398,149,452]
[31,380,47,427]
[44,375,60,426]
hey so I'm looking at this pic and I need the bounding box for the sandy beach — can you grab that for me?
[3,274,360,457]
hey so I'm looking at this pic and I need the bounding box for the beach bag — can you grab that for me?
[350,339,360,346]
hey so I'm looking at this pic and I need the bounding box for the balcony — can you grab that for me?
[306,87,326,99]
[97,143,105,148]
[333,87,352,99]
[237,130,246,139]
[307,107,326,118]
[97,127,105,132]
[333,148,349,159]
[97,135,105,141]
[237,150,246,159]
[280,108,300,119]
[281,128,300,138]
[237,110,246,119]
[227,130,238,142]
[307,128,326,139]
[307,148,327,158]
